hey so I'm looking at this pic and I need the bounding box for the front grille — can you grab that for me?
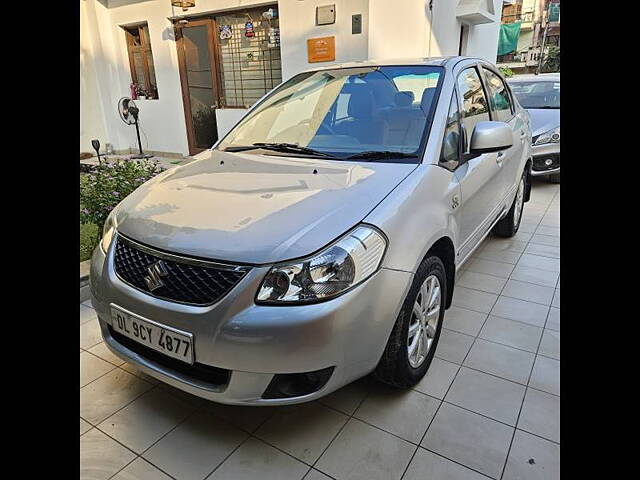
[109,326,231,386]
[113,234,250,306]
[532,153,560,172]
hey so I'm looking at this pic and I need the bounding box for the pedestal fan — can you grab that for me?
[117,97,153,159]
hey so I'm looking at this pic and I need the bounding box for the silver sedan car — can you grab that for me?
[508,73,560,182]
[90,57,532,405]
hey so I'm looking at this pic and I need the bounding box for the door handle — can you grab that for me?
[496,151,505,166]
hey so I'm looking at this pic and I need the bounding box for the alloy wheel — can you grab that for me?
[514,177,525,227]
[407,275,441,368]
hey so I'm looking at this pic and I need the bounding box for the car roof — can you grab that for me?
[299,56,489,74]
[508,73,560,83]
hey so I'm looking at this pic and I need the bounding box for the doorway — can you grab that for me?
[175,6,282,156]
[176,18,221,155]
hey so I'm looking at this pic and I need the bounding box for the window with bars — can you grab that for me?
[546,35,560,47]
[214,6,282,108]
[124,23,159,100]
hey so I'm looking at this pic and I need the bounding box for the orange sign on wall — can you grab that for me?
[307,36,336,63]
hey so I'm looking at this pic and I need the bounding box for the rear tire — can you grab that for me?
[374,255,446,388]
[493,170,526,238]
[548,172,560,183]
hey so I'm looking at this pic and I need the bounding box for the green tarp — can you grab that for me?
[498,22,522,56]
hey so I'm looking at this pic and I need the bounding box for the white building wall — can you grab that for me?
[80,0,501,157]
[429,0,502,61]
[430,0,463,57]
[465,0,502,62]
[279,0,369,80]
[368,0,430,59]
[368,0,501,61]
[80,0,108,153]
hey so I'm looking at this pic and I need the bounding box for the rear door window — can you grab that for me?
[482,67,514,122]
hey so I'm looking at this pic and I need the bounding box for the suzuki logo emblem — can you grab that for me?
[144,260,169,292]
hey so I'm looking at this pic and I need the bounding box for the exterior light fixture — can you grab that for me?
[171,0,195,12]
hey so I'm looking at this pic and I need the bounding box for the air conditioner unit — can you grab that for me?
[456,0,497,25]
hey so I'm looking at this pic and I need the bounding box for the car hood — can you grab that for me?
[527,108,560,137]
[114,150,417,264]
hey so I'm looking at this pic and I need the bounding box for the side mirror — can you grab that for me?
[469,121,513,154]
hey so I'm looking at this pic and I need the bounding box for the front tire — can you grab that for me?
[493,169,526,238]
[374,255,446,388]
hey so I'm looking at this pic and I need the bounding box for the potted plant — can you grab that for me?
[135,84,147,99]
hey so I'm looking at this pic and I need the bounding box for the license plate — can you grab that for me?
[110,305,194,364]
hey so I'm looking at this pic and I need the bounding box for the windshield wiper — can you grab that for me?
[224,143,339,159]
[345,150,419,161]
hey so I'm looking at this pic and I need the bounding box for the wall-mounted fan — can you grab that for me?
[117,97,152,159]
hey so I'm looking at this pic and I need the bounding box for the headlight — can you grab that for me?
[256,225,387,304]
[533,126,560,146]
[100,213,117,253]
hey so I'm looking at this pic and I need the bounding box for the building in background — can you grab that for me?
[80,0,503,158]
[496,0,559,74]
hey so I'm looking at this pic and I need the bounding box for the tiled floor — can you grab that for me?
[80,179,559,480]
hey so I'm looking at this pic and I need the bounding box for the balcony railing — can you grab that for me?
[497,45,553,68]
[501,11,534,24]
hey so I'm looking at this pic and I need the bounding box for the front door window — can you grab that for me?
[456,67,490,152]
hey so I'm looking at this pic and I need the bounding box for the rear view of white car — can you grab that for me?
[508,73,560,182]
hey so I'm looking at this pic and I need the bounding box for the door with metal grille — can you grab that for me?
[175,7,282,155]
[213,7,282,108]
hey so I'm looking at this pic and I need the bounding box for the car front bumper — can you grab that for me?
[531,142,560,176]
[89,239,413,405]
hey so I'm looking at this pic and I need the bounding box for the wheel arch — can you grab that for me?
[524,158,533,202]
[425,236,456,309]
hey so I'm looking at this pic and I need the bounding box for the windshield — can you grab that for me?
[217,66,444,161]
[509,80,560,109]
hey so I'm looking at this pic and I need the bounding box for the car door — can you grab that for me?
[453,66,505,263]
[481,65,526,208]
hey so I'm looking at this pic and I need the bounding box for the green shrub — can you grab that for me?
[80,223,99,262]
[80,157,164,232]
[543,46,560,72]
[499,66,514,78]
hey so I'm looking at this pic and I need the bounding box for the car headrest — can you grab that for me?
[394,91,415,107]
[421,87,437,113]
